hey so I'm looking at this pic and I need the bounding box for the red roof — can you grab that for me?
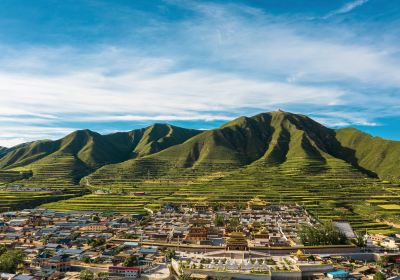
[109,266,140,271]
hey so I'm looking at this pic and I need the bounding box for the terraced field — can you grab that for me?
[42,194,149,214]
[0,171,32,184]
[0,153,88,210]
[0,191,78,212]
[43,157,400,234]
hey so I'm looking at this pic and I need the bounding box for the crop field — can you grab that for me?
[378,204,400,210]
[0,153,88,210]
[0,191,78,212]
[42,156,400,234]
[42,194,150,214]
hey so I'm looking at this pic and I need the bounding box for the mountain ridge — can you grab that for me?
[1,111,399,187]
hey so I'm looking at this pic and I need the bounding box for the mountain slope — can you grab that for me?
[0,147,8,158]
[85,111,379,188]
[336,128,400,182]
[104,124,201,159]
[2,111,400,189]
[0,124,201,186]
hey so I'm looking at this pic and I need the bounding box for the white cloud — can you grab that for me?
[0,125,76,147]
[0,67,345,118]
[324,0,369,19]
[0,1,399,146]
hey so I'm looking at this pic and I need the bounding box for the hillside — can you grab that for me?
[2,112,400,187]
[0,147,7,157]
[85,110,379,188]
[0,124,201,187]
[336,128,400,182]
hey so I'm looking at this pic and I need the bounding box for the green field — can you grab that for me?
[42,156,400,234]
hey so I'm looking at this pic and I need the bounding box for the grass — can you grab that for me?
[378,204,400,210]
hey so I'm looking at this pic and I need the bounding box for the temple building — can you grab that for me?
[185,219,210,243]
[226,232,248,251]
[185,226,209,243]
[254,227,269,240]
[194,202,209,213]
[247,197,269,211]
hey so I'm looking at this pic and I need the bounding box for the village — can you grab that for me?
[0,198,399,280]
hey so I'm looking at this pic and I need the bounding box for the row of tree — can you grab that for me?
[299,223,348,246]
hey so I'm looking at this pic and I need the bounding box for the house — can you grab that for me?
[326,270,349,279]
[44,255,71,272]
[80,224,107,232]
[139,247,158,255]
[381,237,399,250]
[123,242,140,248]
[12,275,34,280]
[108,266,140,278]
[8,219,28,227]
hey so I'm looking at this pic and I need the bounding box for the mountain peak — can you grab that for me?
[67,129,98,138]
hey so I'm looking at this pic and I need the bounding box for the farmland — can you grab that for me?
[43,156,400,234]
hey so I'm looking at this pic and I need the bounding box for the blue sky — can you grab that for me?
[0,0,400,146]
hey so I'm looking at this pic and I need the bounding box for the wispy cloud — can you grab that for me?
[0,1,399,146]
[324,0,369,19]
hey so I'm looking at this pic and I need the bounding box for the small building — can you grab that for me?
[134,192,146,196]
[326,270,349,279]
[109,266,140,279]
[80,224,107,232]
[194,202,209,213]
[42,255,71,272]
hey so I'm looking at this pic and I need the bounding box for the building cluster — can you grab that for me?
[0,209,164,279]
[0,200,397,279]
[141,198,314,248]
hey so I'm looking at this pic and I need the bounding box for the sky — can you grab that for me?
[0,0,400,147]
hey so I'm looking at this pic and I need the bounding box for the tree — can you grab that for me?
[178,274,193,280]
[299,223,348,246]
[0,245,7,256]
[87,237,106,248]
[41,235,50,245]
[214,215,225,227]
[373,271,386,280]
[81,255,91,263]
[377,255,390,267]
[0,250,24,273]
[91,215,100,222]
[80,269,94,280]
[165,249,176,261]
[226,217,241,232]
[353,234,366,248]
[124,254,140,267]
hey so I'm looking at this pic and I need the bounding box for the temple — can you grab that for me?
[226,232,248,251]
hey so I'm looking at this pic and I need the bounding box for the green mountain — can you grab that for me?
[86,110,385,188]
[1,111,400,189]
[336,127,400,182]
[0,124,201,186]
[0,147,8,157]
